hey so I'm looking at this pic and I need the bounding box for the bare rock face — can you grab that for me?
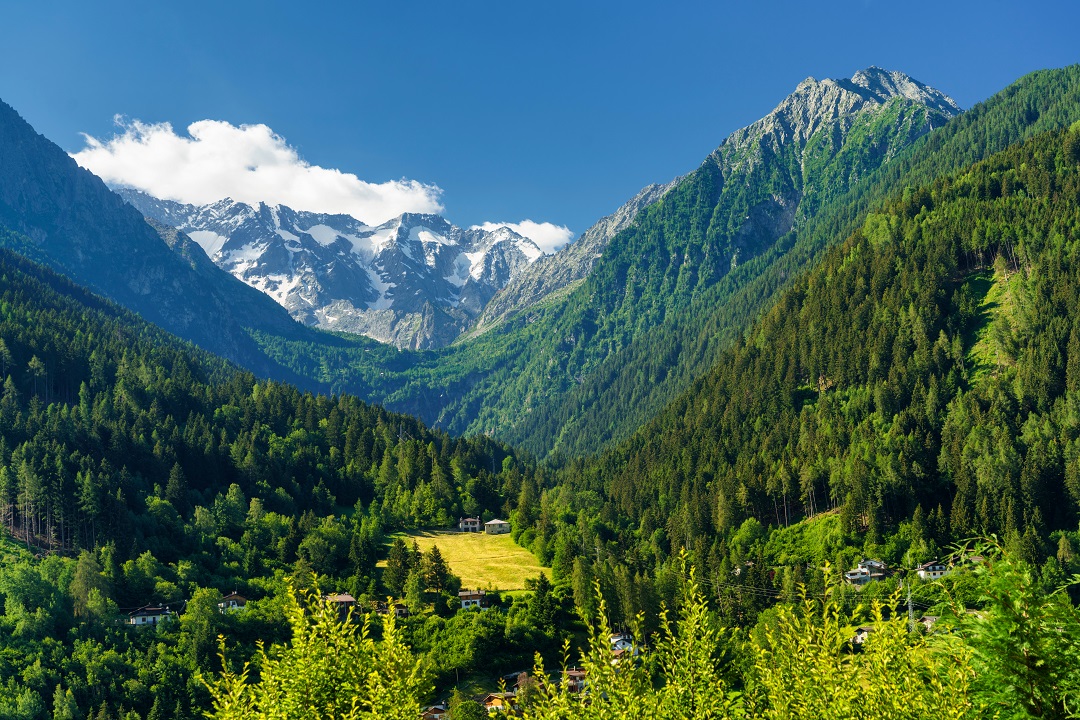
[119,191,546,350]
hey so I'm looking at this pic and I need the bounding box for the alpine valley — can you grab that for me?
[1,62,1080,720]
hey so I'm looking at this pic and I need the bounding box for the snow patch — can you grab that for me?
[365,267,396,310]
[186,230,228,258]
[303,224,342,246]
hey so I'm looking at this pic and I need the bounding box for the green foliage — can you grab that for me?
[946,541,1080,718]
[203,584,429,719]
[519,127,1080,623]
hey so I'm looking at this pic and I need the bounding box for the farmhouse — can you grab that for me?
[563,668,587,694]
[217,592,246,614]
[458,589,489,610]
[421,705,448,720]
[459,517,482,532]
[844,559,887,587]
[485,518,511,535]
[128,605,170,627]
[482,692,516,713]
[916,560,950,580]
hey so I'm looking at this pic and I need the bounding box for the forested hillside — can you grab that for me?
[0,240,540,717]
[512,124,1080,629]
[255,66,1080,463]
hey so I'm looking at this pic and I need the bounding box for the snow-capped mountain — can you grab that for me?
[117,189,546,349]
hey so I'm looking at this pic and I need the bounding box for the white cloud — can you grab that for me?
[71,117,444,225]
[475,220,575,254]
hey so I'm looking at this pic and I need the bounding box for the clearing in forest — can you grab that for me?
[387,529,547,591]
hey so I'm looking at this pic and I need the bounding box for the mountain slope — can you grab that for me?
[0,99,315,381]
[254,67,963,454]
[537,124,1080,572]
[494,64,1080,459]
[119,190,545,350]
[470,179,681,335]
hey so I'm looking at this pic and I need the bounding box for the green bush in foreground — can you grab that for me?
[203,586,429,720]
[206,548,1080,720]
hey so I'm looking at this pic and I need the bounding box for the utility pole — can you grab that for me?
[907,583,915,634]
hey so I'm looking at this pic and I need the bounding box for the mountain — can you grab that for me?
[528,122,1080,578]
[278,67,965,454]
[470,179,681,335]
[118,190,545,350]
[422,66,1080,460]
[0,98,314,381]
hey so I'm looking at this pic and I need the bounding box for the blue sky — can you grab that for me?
[2,1,1078,245]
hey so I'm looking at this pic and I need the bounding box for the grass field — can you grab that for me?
[386,530,547,591]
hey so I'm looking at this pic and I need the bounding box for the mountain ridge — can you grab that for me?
[118,188,546,349]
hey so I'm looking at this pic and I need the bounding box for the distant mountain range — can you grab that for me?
[117,190,546,349]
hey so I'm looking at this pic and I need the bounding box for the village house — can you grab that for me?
[458,589,489,610]
[482,692,516,714]
[852,625,876,644]
[916,560,950,580]
[459,517,482,532]
[324,592,355,619]
[128,605,170,628]
[610,632,636,654]
[844,559,887,587]
[217,592,246,614]
[562,668,587,694]
[485,518,511,535]
[421,704,448,720]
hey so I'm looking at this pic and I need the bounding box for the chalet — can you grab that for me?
[610,632,635,654]
[562,668,587,694]
[482,692,515,713]
[217,593,247,614]
[852,625,876,644]
[459,589,489,610]
[459,517,482,533]
[916,560,950,580]
[421,704,448,720]
[129,606,170,627]
[393,602,410,618]
[324,593,355,619]
[844,559,887,587]
[485,518,511,535]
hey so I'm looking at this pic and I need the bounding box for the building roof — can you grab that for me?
[129,605,169,617]
[324,593,355,603]
[485,518,509,525]
[219,593,247,602]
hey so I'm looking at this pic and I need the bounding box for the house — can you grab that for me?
[852,625,876,644]
[481,692,515,713]
[217,593,246,614]
[562,668,587,694]
[459,589,489,610]
[917,615,940,632]
[844,559,887,587]
[393,602,410,618]
[421,704,448,720]
[610,632,635,653]
[485,518,511,535]
[916,560,950,580]
[459,517,482,533]
[324,593,355,618]
[129,606,170,627]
